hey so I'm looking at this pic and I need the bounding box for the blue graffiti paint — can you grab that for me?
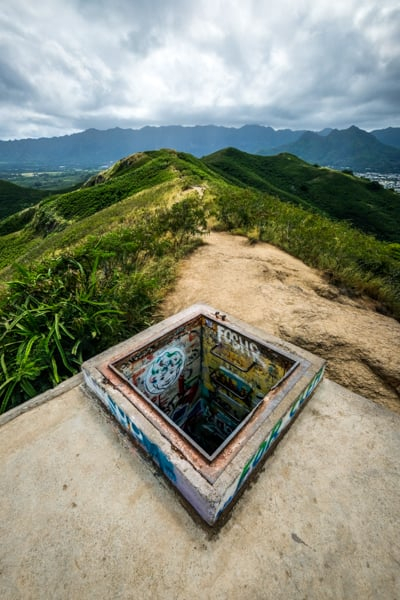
[106,395,177,483]
[85,372,177,484]
[126,413,176,483]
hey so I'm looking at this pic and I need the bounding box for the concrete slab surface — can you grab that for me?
[0,375,399,600]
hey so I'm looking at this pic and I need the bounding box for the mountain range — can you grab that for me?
[1,125,400,172]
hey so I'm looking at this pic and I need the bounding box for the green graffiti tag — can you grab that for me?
[216,365,325,517]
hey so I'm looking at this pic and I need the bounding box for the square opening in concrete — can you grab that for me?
[82,304,325,526]
[109,314,298,462]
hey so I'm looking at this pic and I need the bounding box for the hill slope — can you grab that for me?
[203,147,400,242]
[0,149,220,266]
[0,179,46,220]
[0,148,399,413]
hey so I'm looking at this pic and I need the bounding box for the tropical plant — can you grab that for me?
[0,257,125,412]
[0,195,209,413]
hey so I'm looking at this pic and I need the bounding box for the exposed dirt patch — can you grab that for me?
[160,232,400,414]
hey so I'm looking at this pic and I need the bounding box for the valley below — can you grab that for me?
[161,231,400,414]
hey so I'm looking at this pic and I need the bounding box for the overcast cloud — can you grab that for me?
[0,0,399,139]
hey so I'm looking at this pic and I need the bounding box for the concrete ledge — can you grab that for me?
[0,373,83,427]
[0,377,399,599]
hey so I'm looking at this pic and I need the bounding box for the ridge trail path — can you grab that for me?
[160,231,400,414]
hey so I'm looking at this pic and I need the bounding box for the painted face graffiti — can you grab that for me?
[144,346,185,395]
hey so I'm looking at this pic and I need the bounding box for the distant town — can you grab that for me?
[355,172,400,193]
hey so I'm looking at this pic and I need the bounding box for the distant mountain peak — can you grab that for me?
[268,125,400,172]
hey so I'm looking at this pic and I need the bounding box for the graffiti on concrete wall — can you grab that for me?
[201,319,294,409]
[109,314,303,461]
[215,364,325,517]
[144,346,186,395]
[183,317,297,453]
[112,319,202,427]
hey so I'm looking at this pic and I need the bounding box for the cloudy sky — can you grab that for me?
[0,0,399,140]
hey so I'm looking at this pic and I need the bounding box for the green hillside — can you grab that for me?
[0,148,399,414]
[0,179,47,220]
[203,148,400,242]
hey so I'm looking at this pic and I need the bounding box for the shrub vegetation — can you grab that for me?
[214,188,400,318]
[0,191,208,412]
[0,148,399,413]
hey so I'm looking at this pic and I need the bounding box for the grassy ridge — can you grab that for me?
[204,148,400,242]
[15,149,219,237]
[0,151,212,271]
[214,188,400,317]
[0,147,399,413]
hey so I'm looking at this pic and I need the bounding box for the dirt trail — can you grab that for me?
[160,231,400,414]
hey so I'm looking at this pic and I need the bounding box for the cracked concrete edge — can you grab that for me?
[0,373,83,428]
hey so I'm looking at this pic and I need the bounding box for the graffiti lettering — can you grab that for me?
[216,325,260,362]
[126,413,176,483]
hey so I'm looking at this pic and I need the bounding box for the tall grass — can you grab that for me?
[0,258,123,411]
[214,189,400,318]
[0,195,208,413]
[204,149,400,242]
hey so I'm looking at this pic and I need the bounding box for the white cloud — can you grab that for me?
[0,0,399,139]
